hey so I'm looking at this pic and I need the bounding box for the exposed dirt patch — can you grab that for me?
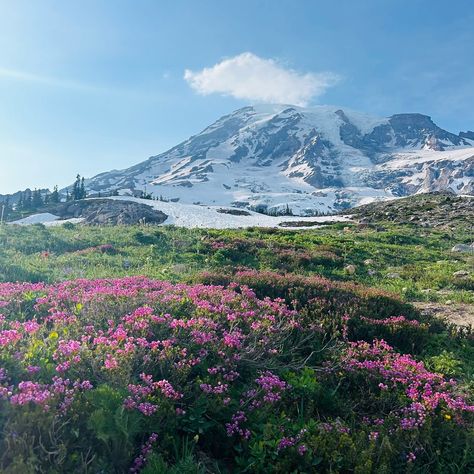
[414,302,474,327]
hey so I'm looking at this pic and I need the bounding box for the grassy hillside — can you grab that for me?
[1,221,472,303]
[0,220,473,472]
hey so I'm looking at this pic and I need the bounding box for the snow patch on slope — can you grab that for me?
[9,198,350,229]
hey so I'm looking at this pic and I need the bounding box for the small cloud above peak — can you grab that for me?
[184,52,340,106]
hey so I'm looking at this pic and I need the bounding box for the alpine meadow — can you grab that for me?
[0,1,473,473]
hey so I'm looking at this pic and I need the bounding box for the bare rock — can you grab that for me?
[344,264,357,275]
[52,199,168,226]
[451,244,474,254]
[453,270,470,278]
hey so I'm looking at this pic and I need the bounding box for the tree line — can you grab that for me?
[0,174,88,221]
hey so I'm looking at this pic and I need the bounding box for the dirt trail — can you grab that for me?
[414,302,474,327]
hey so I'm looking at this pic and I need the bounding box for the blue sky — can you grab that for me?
[0,0,472,193]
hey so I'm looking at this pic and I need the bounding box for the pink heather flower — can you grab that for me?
[223,330,244,349]
[0,329,22,347]
[130,432,159,473]
[277,437,296,451]
[226,411,250,439]
[155,380,183,400]
[361,316,421,328]
[200,382,228,394]
[10,381,52,407]
[255,371,287,403]
[55,361,71,373]
[22,320,41,334]
[137,402,158,416]
[369,431,379,441]
[57,339,82,357]
[104,355,119,370]
[297,444,308,456]
[74,380,93,390]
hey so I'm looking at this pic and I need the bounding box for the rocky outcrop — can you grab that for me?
[451,244,474,254]
[459,131,474,140]
[52,199,168,225]
[348,192,474,228]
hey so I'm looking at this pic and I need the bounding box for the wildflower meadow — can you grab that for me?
[0,223,473,472]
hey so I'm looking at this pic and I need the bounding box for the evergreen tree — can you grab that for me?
[72,174,81,200]
[32,189,44,209]
[0,197,12,223]
[17,192,24,211]
[22,190,33,211]
[80,177,86,199]
[50,186,60,203]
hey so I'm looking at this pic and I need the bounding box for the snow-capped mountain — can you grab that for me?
[85,104,474,215]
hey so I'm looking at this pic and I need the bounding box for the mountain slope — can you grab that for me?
[348,191,474,228]
[85,104,474,215]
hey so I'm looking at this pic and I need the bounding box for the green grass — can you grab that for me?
[0,220,473,472]
[0,221,472,303]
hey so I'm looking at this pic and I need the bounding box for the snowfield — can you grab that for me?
[9,214,84,227]
[9,197,350,229]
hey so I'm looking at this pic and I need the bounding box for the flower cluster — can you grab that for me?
[129,433,158,473]
[0,277,472,472]
[341,339,474,431]
[360,315,422,328]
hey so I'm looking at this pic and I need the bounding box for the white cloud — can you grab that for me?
[184,52,340,106]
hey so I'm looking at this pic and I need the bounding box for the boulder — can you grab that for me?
[451,244,474,254]
[344,264,357,275]
[51,199,168,226]
[453,270,470,278]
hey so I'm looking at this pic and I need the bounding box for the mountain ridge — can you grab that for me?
[81,104,473,215]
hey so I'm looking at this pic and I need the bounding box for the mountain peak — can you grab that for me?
[83,105,474,215]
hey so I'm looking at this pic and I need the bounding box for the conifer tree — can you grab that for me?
[32,189,44,209]
[80,177,86,199]
[72,174,81,200]
[50,186,60,203]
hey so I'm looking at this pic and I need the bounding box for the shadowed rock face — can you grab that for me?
[53,199,168,225]
[361,114,468,151]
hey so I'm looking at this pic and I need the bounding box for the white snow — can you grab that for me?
[8,198,350,229]
[9,214,85,227]
[9,213,60,225]
[108,197,350,229]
